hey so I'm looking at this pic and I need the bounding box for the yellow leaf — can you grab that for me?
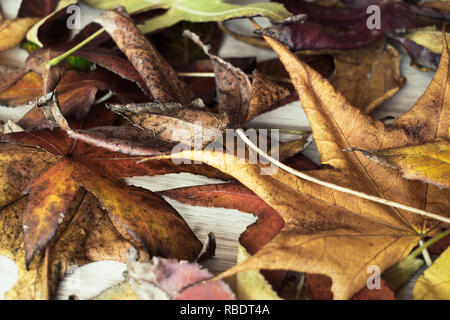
[26,0,78,47]
[405,27,450,54]
[0,17,39,52]
[413,247,450,300]
[235,245,282,300]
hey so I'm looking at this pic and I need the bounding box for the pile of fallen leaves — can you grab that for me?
[0,0,449,300]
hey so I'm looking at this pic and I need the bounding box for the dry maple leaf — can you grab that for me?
[106,100,229,147]
[18,0,59,18]
[98,31,291,148]
[349,138,450,189]
[0,189,136,299]
[0,99,203,273]
[160,160,397,300]
[183,30,291,128]
[149,26,450,300]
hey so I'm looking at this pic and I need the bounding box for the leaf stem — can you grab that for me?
[94,90,113,105]
[45,28,105,69]
[236,128,450,224]
[403,229,450,266]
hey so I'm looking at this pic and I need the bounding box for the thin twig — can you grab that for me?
[236,129,450,224]
[45,28,105,69]
[403,229,450,265]
[419,240,432,266]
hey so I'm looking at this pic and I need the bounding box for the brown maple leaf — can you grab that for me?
[0,102,207,296]
[96,7,193,106]
[149,27,450,300]
[0,189,133,299]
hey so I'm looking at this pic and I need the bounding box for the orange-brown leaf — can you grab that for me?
[152,28,450,300]
[96,7,193,105]
[22,159,79,266]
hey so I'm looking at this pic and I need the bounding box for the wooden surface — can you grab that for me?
[0,0,435,300]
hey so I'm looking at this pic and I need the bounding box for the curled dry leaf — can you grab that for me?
[349,138,450,189]
[184,30,291,127]
[26,0,77,47]
[107,101,229,147]
[0,94,202,271]
[150,26,450,300]
[127,247,236,300]
[96,7,193,106]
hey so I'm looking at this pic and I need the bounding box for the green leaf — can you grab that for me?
[413,247,450,300]
[82,0,292,33]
